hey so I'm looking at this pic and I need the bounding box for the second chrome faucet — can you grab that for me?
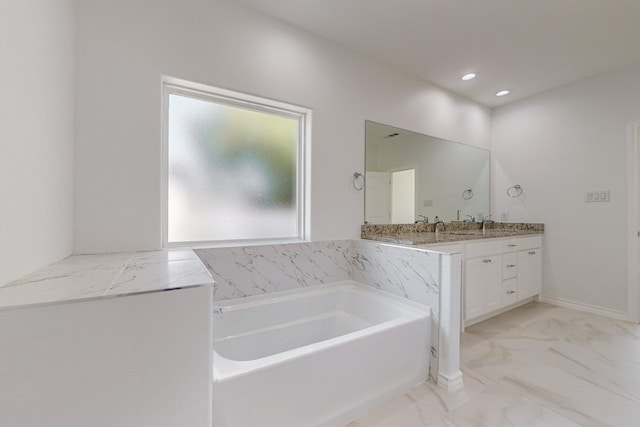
[482,215,495,235]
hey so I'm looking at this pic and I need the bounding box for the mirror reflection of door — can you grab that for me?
[391,169,415,224]
[364,171,390,224]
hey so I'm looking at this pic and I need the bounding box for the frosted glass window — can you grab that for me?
[165,83,308,244]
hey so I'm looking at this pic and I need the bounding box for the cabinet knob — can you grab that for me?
[528,251,536,255]
[482,259,492,263]
[506,290,516,294]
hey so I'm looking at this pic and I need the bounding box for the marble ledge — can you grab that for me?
[0,249,214,310]
[362,222,544,246]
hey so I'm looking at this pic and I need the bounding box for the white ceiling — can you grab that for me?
[235,0,640,108]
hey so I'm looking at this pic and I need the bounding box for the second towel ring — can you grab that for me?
[353,172,365,191]
[462,188,474,200]
[507,184,523,198]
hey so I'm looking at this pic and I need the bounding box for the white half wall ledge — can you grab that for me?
[0,285,213,427]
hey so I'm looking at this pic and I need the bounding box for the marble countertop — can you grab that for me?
[365,229,544,246]
[0,249,214,309]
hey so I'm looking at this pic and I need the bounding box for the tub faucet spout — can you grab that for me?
[213,306,224,318]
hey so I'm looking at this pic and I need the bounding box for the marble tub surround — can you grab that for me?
[196,239,453,305]
[194,240,352,301]
[0,249,214,308]
[351,240,440,308]
[196,239,463,390]
[347,301,640,427]
[361,222,544,245]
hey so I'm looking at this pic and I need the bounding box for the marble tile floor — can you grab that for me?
[347,302,640,427]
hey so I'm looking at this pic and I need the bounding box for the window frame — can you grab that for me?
[161,76,311,248]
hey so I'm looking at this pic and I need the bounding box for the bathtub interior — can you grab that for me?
[213,282,417,361]
[212,281,432,427]
[216,310,370,361]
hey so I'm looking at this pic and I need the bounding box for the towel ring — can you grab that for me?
[462,188,474,200]
[507,184,523,198]
[353,172,365,191]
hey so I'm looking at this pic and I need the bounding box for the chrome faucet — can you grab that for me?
[465,215,475,222]
[434,220,445,233]
[417,215,429,224]
[482,215,495,235]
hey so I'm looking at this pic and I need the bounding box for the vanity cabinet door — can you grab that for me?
[517,248,542,299]
[464,254,502,320]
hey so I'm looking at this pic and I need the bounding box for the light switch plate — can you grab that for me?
[585,190,610,202]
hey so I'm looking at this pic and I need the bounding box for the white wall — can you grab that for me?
[73,0,491,253]
[5,0,634,320]
[0,0,75,286]
[492,62,640,315]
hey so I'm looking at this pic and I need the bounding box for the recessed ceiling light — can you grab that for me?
[496,90,510,97]
[462,73,476,81]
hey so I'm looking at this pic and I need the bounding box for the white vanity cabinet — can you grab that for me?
[463,241,503,320]
[464,253,502,319]
[463,235,543,325]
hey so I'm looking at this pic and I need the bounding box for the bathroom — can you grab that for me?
[3,0,640,426]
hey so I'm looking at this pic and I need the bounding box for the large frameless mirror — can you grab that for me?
[365,120,490,224]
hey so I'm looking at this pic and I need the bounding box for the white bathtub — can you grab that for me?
[212,280,431,427]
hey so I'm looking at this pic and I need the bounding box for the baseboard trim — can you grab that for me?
[437,371,463,393]
[540,295,629,321]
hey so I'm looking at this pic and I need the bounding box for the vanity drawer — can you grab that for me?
[466,241,503,258]
[502,236,542,252]
[516,236,542,251]
[502,278,518,306]
[502,240,520,252]
[502,253,517,279]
